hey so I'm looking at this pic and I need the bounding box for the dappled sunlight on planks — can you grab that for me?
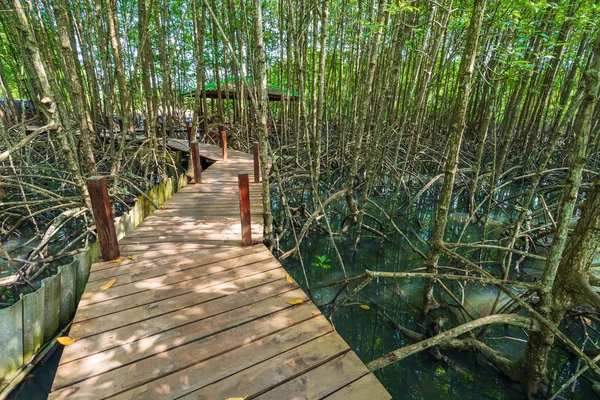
[51,291,316,398]
[49,143,390,400]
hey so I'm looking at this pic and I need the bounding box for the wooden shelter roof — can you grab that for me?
[181,77,298,101]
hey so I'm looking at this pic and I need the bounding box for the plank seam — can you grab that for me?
[79,258,282,310]
[53,303,319,393]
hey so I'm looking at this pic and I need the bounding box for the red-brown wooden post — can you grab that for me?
[253,142,260,183]
[220,126,227,162]
[238,173,252,246]
[86,177,120,261]
[190,141,202,184]
[118,119,123,132]
[186,124,193,146]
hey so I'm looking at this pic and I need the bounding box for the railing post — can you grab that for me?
[238,173,252,246]
[86,177,120,261]
[220,125,227,162]
[253,142,260,183]
[186,124,193,146]
[190,141,202,184]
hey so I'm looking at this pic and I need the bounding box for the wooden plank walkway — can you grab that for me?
[48,143,390,399]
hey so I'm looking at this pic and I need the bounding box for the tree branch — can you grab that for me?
[366,314,538,371]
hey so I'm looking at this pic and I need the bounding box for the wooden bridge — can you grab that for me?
[48,143,390,399]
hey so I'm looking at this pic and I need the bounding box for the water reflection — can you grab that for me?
[277,185,595,399]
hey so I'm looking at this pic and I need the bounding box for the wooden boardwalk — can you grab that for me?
[48,143,390,399]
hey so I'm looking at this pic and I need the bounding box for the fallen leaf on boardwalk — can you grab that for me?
[127,255,135,260]
[285,274,294,284]
[109,256,124,263]
[287,299,303,305]
[99,279,117,291]
[360,304,371,310]
[225,396,248,400]
[584,317,592,325]
[57,337,76,345]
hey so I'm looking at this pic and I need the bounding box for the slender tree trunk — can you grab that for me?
[424,0,487,313]
[54,0,97,176]
[519,32,600,396]
[106,0,133,189]
[251,0,273,246]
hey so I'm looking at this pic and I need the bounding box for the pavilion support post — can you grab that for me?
[86,177,120,261]
[220,125,227,162]
[253,142,260,183]
[238,173,252,246]
[190,141,202,184]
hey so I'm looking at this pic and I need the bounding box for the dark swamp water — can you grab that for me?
[273,181,598,399]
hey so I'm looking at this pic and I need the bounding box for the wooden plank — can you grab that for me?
[162,199,261,205]
[324,373,392,400]
[51,303,321,397]
[119,233,264,244]
[85,248,272,291]
[76,258,285,319]
[131,218,261,227]
[110,319,336,399]
[119,242,241,254]
[255,351,370,399]
[138,214,264,221]
[140,216,264,224]
[162,196,262,202]
[180,331,350,400]
[93,244,241,267]
[60,279,300,365]
[88,245,266,282]
[168,188,262,193]
[73,271,289,338]
[120,245,238,257]
[161,204,263,211]
[174,183,260,188]
[123,227,263,238]
[143,208,263,215]
[136,218,263,228]
[156,203,263,210]
[171,190,262,195]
